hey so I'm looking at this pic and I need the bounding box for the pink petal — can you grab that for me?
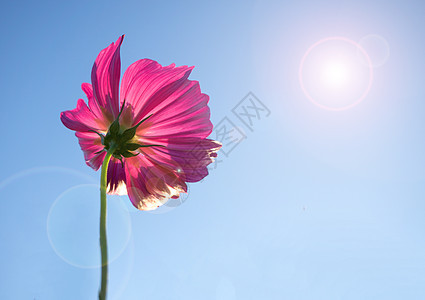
[124,155,188,210]
[91,35,124,123]
[75,131,106,171]
[138,80,213,139]
[119,59,194,126]
[138,137,221,182]
[107,158,127,195]
[81,83,110,129]
[60,99,102,132]
[165,138,221,182]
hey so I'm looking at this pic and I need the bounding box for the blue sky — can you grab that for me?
[1,0,425,299]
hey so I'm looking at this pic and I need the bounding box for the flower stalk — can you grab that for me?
[99,144,116,300]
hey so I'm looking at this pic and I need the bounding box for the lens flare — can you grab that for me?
[358,34,390,68]
[299,36,374,111]
[47,184,132,268]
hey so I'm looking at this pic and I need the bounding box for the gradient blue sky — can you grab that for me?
[1,0,425,299]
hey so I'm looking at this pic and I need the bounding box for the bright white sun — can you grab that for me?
[299,37,373,111]
[321,61,349,88]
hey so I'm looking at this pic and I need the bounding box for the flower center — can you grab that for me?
[103,121,143,159]
[91,101,164,166]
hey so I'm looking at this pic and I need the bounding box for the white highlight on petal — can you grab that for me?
[107,181,128,195]
[136,183,187,211]
[114,181,128,195]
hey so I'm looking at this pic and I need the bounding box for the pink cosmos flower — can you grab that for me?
[60,35,221,210]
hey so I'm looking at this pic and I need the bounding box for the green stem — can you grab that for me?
[98,146,116,300]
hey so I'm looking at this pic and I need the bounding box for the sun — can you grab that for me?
[299,37,373,111]
[321,60,350,89]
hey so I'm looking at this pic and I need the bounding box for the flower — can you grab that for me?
[60,35,221,210]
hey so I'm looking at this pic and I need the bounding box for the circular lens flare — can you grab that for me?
[299,36,373,111]
[47,184,132,268]
[358,34,390,68]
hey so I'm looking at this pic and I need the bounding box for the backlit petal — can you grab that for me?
[137,138,221,182]
[119,59,194,126]
[60,99,101,132]
[137,80,213,139]
[91,35,124,123]
[124,155,187,210]
[107,158,127,195]
[75,131,106,171]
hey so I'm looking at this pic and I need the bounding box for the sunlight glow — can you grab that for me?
[299,36,373,111]
[321,61,349,88]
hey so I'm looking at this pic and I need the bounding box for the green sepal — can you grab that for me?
[89,130,105,145]
[122,151,139,158]
[121,127,137,142]
[120,114,153,142]
[108,120,120,136]
[133,114,153,128]
[118,99,126,117]
[106,100,126,138]
[94,149,105,155]
[116,155,124,168]
[125,143,165,151]
[126,143,143,151]
[138,144,165,148]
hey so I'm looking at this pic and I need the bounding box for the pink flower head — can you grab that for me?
[60,35,221,210]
